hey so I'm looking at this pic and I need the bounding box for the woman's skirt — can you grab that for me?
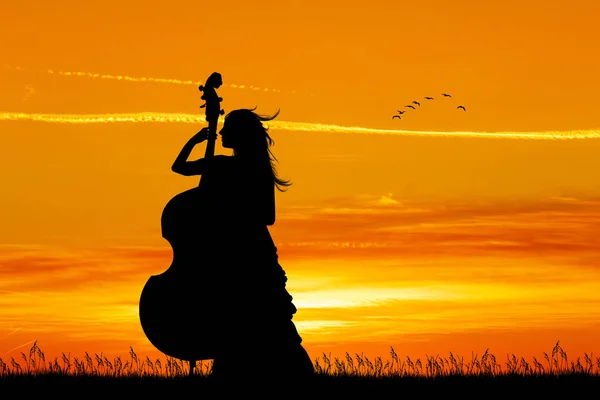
[209,250,313,379]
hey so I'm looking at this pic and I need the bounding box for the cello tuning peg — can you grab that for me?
[200,103,206,108]
[219,109,225,115]
[217,97,223,102]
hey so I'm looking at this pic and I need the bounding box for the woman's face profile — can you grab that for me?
[219,119,239,149]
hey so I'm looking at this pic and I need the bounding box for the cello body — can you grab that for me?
[139,73,224,364]
[139,187,218,361]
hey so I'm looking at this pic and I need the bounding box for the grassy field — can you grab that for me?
[1,341,599,396]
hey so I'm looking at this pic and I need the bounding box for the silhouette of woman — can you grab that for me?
[171,108,314,382]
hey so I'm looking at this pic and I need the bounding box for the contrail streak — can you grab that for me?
[6,327,23,337]
[3,340,36,356]
[1,112,599,140]
[4,65,312,96]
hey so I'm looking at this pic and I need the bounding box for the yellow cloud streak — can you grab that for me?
[5,65,309,95]
[47,69,287,92]
[2,112,600,140]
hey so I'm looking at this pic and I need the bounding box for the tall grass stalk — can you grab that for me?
[1,340,598,379]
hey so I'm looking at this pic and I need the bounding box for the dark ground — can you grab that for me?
[2,373,599,397]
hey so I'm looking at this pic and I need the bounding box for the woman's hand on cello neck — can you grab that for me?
[190,127,217,144]
[171,128,217,176]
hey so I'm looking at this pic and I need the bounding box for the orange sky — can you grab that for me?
[2,0,600,368]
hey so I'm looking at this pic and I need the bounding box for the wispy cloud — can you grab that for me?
[273,194,600,282]
[2,194,600,359]
[4,64,312,96]
[2,194,599,294]
[21,84,35,101]
[1,112,599,140]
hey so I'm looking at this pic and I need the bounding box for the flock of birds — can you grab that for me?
[391,93,466,120]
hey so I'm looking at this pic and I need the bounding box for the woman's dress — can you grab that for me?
[198,155,313,379]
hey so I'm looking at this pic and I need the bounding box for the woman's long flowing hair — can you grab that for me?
[226,107,292,192]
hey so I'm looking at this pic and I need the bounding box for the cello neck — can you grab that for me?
[198,72,224,160]
[204,117,218,159]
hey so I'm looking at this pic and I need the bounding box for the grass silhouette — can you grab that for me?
[1,340,598,395]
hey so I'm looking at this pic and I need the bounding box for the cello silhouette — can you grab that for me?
[139,72,225,375]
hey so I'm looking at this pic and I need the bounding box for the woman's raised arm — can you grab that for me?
[171,128,213,176]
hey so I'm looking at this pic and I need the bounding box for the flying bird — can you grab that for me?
[405,105,416,109]
[424,96,434,100]
[412,101,420,106]
[392,115,401,119]
[396,110,405,114]
[457,105,466,111]
[442,93,452,98]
